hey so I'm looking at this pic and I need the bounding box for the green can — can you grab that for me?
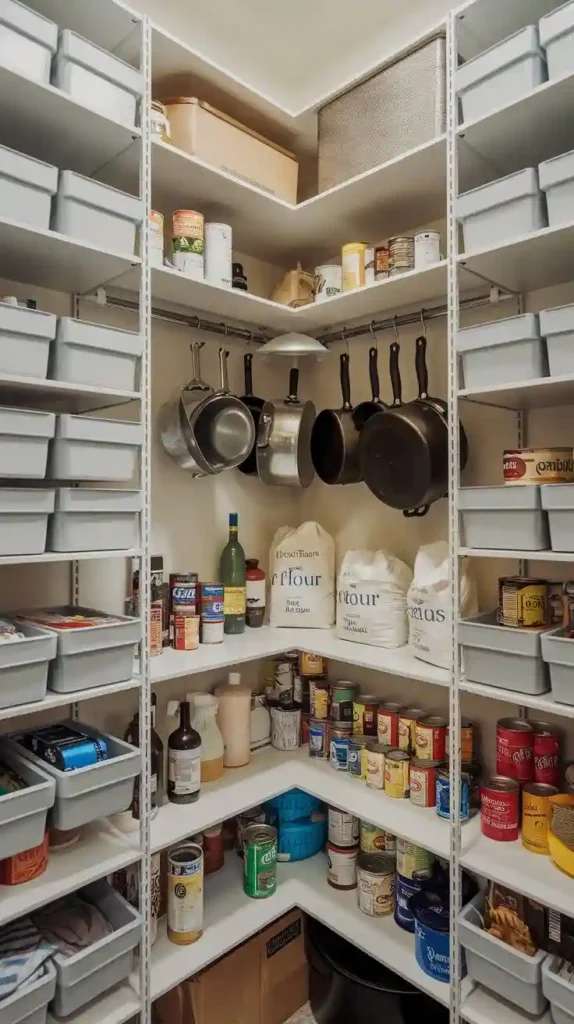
[330,682,358,725]
[243,824,277,899]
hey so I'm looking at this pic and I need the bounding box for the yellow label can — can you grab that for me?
[167,842,204,945]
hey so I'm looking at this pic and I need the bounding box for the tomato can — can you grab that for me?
[415,716,447,761]
[496,717,534,782]
[360,821,387,853]
[353,695,379,736]
[310,680,330,720]
[522,782,558,854]
[0,833,48,885]
[328,808,359,848]
[167,842,204,944]
[384,749,410,799]
[357,852,395,917]
[532,722,560,787]
[398,708,425,754]
[309,719,330,759]
[409,758,439,808]
[366,740,387,790]
[327,842,358,890]
[348,735,369,779]
[396,839,435,880]
[377,702,404,747]
[481,775,520,841]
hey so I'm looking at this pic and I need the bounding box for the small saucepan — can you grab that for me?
[311,352,362,485]
[256,367,316,488]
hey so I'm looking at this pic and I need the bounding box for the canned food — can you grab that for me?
[360,821,387,853]
[384,832,397,857]
[243,825,277,898]
[410,758,439,808]
[199,583,224,644]
[353,696,379,736]
[522,782,558,854]
[174,613,199,651]
[299,652,327,677]
[301,713,310,746]
[389,236,415,276]
[415,716,447,761]
[414,230,440,269]
[309,719,330,759]
[310,680,330,719]
[342,242,367,291]
[330,682,357,724]
[436,763,470,821]
[503,448,574,486]
[313,265,342,302]
[377,702,404,747]
[366,741,387,790]
[375,246,390,281]
[348,736,369,779]
[151,100,171,142]
[396,839,435,880]
[172,210,204,279]
[167,842,203,945]
[235,806,266,854]
[384,749,410,799]
[395,871,433,932]
[203,825,224,875]
[481,776,520,841]
[532,722,560,787]
[327,841,358,890]
[398,708,425,754]
[364,246,375,286]
[328,808,359,848]
[496,718,533,782]
[498,577,549,629]
[330,731,351,771]
[274,660,295,705]
[357,853,395,917]
[150,210,164,267]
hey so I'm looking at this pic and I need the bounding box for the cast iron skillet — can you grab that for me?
[352,346,387,431]
[238,352,264,475]
[311,352,362,485]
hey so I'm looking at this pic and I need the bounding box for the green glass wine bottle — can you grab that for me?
[220,512,246,634]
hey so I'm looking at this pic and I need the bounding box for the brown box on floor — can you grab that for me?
[260,910,309,1024]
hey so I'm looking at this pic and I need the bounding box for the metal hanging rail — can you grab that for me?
[101,294,268,343]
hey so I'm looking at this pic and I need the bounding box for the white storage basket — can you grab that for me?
[539,2,574,79]
[0,487,55,557]
[48,488,141,552]
[0,0,57,85]
[457,313,545,389]
[49,414,142,482]
[53,29,143,128]
[0,303,56,380]
[539,149,574,227]
[0,143,57,231]
[457,167,546,252]
[456,25,546,124]
[0,407,55,478]
[540,303,574,376]
[53,319,142,391]
[53,171,143,255]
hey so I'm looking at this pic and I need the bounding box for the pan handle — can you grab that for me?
[287,367,299,403]
[415,335,429,401]
[403,506,429,518]
[368,347,380,402]
[244,353,254,397]
[389,342,402,407]
[219,348,230,394]
[340,353,352,411]
[256,410,273,448]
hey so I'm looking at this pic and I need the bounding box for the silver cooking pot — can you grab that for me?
[256,367,315,488]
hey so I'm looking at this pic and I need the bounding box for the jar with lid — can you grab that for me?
[246,559,266,627]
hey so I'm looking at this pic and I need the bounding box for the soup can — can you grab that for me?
[310,680,330,719]
[357,852,395,917]
[150,210,164,267]
[328,808,359,848]
[398,708,425,754]
[415,716,447,761]
[353,696,379,736]
[199,583,224,644]
[414,230,440,269]
[342,242,367,291]
[532,722,560,787]
[498,577,549,629]
[299,652,327,677]
[314,264,342,302]
[243,825,277,898]
[389,236,415,276]
[348,736,369,779]
[330,682,357,724]
[172,210,204,280]
[480,776,520,841]
[396,839,435,880]
[330,729,351,771]
[375,246,390,280]
[364,246,376,286]
[360,821,387,853]
[366,741,387,790]
[167,842,203,945]
[496,718,533,782]
[410,758,439,808]
[436,763,472,821]
[522,782,558,854]
[327,842,358,890]
[384,749,410,799]
[377,702,404,747]
[309,719,330,759]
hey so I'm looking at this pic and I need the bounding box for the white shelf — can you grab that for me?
[458,219,574,295]
[459,373,574,411]
[152,135,447,264]
[460,816,574,918]
[460,679,574,719]
[150,626,449,686]
[462,982,552,1024]
[147,853,449,1006]
[0,677,140,723]
[0,375,139,414]
[0,549,140,566]
[458,548,574,562]
[0,821,140,927]
[151,747,451,857]
[46,985,140,1024]
[456,0,560,61]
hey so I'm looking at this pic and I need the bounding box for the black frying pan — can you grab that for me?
[412,334,468,472]
[353,347,387,431]
[238,352,264,475]
[311,352,362,485]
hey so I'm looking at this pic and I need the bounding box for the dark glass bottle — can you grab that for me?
[220,512,246,635]
[232,262,248,290]
[168,701,202,804]
[125,693,164,818]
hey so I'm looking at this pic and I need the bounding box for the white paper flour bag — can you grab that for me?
[336,549,413,648]
[407,541,477,669]
[269,522,335,628]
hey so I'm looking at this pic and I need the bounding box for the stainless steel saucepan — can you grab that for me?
[256,367,315,487]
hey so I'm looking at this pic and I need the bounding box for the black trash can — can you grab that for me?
[307,918,449,1024]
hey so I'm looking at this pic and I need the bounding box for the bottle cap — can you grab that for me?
[229,513,238,527]
[228,672,241,686]
[246,558,259,569]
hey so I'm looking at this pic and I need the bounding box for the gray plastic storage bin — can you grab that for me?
[541,483,574,552]
[0,303,56,380]
[17,606,140,693]
[50,879,142,1018]
[0,143,57,232]
[457,313,544,389]
[543,956,574,1024]
[48,488,140,552]
[0,0,58,85]
[53,319,142,392]
[49,415,142,482]
[0,619,56,709]
[456,25,546,125]
[541,628,574,705]
[4,720,140,830]
[457,167,546,253]
[539,149,574,228]
[540,2,574,79]
[540,304,574,377]
[53,172,143,256]
[460,485,549,550]
[460,611,550,694]
[0,488,55,556]
[53,30,143,129]
[0,742,55,859]
[0,408,55,478]
[0,961,56,1024]
[459,892,548,1015]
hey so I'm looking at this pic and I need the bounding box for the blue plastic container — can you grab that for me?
[411,888,450,983]
[265,788,322,822]
[276,816,326,861]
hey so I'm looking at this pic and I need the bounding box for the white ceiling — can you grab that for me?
[133,0,460,111]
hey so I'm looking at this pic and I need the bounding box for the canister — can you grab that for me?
[357,852,395,917]
[409,758,439,807]
[330,682,357,724]
[327,841,358,890]
[167,842,203,945]
[398,708,424,754]
[199,583,224,644]
[480,776,519,841]
[496,717,533,781]
[395,870,433,932]
[415,716,447,761]
[384,749,410,799]
[353,695,379,736]
[151,100,171,142]
[522,782,558,854]
[330,725,351,770]
[348,735,368,779]
[414,230,440,269]
[299,651,327,676]
[310,679,330,719]
[243,824,277,898]
[436,762,475,821]
[328,808,359,848]
[532,722,560,786]
[366,740,387,790]
[309,718,330,759]
[498,577,549,629]
[377,702,404,747]
[342,242,367,291]
[314,265,342,302]
[172,209,204,280]
[364,246,375,286]
[204,221,232,289]
[389,236,415,276]
[375,246,389,281]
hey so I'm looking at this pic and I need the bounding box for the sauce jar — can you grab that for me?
[245,559,266,628]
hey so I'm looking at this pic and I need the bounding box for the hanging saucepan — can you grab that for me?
[159,340,215,476]
[238,352,264,476]
[256,367,315,488]
[193,347,255,470]
[352,345,388,431]
[311,353,362,485]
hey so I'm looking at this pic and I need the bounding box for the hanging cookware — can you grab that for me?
[311,353,362,485]
[256,367,315,488]
[352,346,388,431]
[411,333,468,472]
[159,340,216,477]
[193,347,255,470]
[238,353,264,475]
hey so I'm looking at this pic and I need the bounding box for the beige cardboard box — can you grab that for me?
[260,910,309,1024]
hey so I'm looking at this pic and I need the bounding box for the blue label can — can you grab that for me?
[347,737,367,779]
[436,764,469,821]
[330,736,350,771]
[411,888,450,983]
[394,871,432,932]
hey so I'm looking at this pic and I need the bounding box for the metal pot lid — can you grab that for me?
[256,332,329,359]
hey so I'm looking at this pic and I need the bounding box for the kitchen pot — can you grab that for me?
[237,352,264,475]
[311,352,362,485]
[353,345,388,430]
[256,367,315,487]
[159,340,215,476]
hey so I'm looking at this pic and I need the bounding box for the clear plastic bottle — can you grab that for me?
[215,671,252,767]
[190,693,224,782]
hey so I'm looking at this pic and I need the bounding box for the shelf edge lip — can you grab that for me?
[456,68,574,136]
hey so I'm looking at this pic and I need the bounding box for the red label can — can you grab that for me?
[409,758,439,807]
[377,703,403,747]
[496,717,533,782]
[415,715,447,761]
[532,722,560,787]
[481,775,520,841]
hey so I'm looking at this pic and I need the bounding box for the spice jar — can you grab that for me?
[246,558,266,627]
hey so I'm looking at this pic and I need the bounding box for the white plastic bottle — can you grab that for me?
[190,692,224,782]
[215,671,251,767]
